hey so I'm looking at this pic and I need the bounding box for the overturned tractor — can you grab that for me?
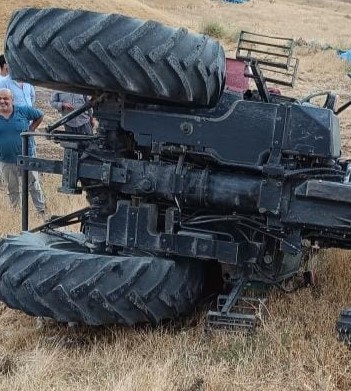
[1,8,351,336]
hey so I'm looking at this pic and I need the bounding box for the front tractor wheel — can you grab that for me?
[0,232,205,326]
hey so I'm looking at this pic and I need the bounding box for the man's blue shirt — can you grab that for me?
[0,105,43,163]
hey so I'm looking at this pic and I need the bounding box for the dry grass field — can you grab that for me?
[1,0,351,390]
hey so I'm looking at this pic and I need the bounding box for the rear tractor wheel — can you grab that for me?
[0,232,206,326]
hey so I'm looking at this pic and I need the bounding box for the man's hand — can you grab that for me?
[89,116,96,128]
[62,102,74,111]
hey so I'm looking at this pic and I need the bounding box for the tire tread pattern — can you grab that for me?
[5,8,225,106]
[0,232,204,325]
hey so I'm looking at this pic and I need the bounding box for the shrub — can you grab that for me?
[201,21,225,39]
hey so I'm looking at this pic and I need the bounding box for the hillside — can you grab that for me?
[1,1,351,390]
[2,0,351,49]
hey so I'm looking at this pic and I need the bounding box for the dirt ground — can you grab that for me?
[0,1,351,390]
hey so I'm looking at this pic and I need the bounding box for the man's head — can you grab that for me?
[0,55,9,77]
[0,88,13,114]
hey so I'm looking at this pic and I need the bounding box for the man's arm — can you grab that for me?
[50,92,63,111]
[29,115,43,132]
[22,106,44,131]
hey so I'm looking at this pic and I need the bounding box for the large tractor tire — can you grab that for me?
[0,232,205,325]
[5,8,226,107]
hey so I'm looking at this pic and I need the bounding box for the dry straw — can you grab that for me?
[0,0,351,390]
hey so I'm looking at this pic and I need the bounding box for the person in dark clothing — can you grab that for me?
[50,91,94,134]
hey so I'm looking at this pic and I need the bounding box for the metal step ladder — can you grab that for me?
[206,277,267,332]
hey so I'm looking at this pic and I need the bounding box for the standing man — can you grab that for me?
[0,54,36,156]
[50,92,94,135]
[0,55,35,106]
[0,88,46,215]
[0,54,45,205]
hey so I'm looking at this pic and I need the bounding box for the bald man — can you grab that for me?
[0,88,46,215]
